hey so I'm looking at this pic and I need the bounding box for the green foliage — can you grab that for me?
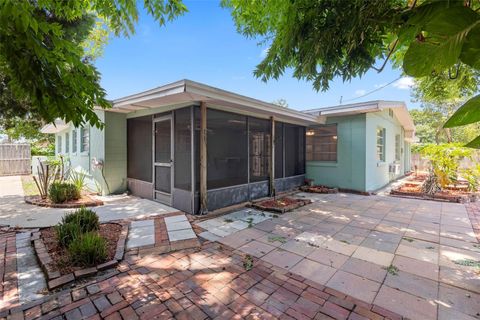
[48,182,80,203]
[68,232,107,267]
[461,164,480,192]
[55,221,82,247]
[417,143,474,189]
[62,208,100,233]
[69,170,87,193]
[31,143,55,156]
[243,254,254,271]
[0,1,187,128]
[222,0,404,91]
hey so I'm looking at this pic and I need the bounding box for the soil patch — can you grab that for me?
[40,223,121,275]
[25,194,103,208]
[250,197,311,213]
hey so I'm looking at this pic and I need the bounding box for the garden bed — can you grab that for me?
[250,197,311,213]
[25,194,103,208]
[32,222,128,290]
[300,185,338,194]
[390,176,479,203]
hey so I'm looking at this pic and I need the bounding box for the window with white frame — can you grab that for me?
[80,127,89,153]
[65,132,70,153]
[306,124,338,161]
[395,134,401,161]
[376,127,386,162]
[57,135,62,154]
[72,129,77,153]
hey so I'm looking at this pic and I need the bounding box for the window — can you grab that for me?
[80,127,89,153]
[376,127,386,162]
[249,118,271,182]
[72,129,77,153]
[306,124,337,161]
[65,132,70,153]
[395,134,401,161]
[285,124,305,177]
[57,135,62,154]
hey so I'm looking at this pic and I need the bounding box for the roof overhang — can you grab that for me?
[107,79,322,126]
[304,100,416,135]
[40,119,69,134]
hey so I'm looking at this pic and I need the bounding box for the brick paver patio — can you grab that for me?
[0,193,479,319]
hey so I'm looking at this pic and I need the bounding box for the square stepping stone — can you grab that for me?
[439,266,480,294]
[307,247,349,269]
[340,257,387,283]
[262,248,303,270]
[164,215,188,224]
[320,238,358,256]
[326,270,381,303]
[392,255,439,281]
[295,231,328,247]
[168,228,196,242]
[396,244,438,264]
[131,220,155,228]
[199,231,220,242]
[238,240,276,258]
[280,239,316,257]
[374,285,437,320]
[290,259,336,285]
[166,220,192,231]
[352,246,394,267]
[438,283,480,319]
[127,221,155,249]
[384,270,438,300]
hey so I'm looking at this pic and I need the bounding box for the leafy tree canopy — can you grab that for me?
[0,0,187,129]
[222,0,480,147]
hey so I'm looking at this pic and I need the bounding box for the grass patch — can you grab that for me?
[224,218,233,223]
[453,259,480,268]
[339,239,350,244]
[21,175,39,196]
[243,255,253,271]
[402,237,415,242]
[384,264,399,275]
[246,217,254,228]
[268,236,287,244]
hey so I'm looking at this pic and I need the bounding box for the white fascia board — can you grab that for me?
[112,81,186,109]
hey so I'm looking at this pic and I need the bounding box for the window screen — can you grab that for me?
[80,127,89,152]
[72,129,77,153]
[285,124,306,176]
[376,127,386,162]
[395,134,401,161]
[207,109,248,189]
[306,124,337,161]
[65,132,69,153]
[127,116,152,182]
[249,118,271,182]
[174,107,192,191]
[274,122,284,178]
[57,135,62,154]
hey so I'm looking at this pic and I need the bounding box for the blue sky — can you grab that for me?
[95,1,419,111]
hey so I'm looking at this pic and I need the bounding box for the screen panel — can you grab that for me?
[174,107,192,191]
[249,117,271,182]
[127,116,152,182]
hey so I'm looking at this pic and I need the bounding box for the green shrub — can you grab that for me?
[68,232,107,267]
[62,208,99,233]
[48,182,80,203]
[69,170,87,193]
[55,222,82,247]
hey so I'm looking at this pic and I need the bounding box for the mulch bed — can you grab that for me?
[250,197,311,213]
[300,185,338,194]
[33,223,128,290]
[390,176,479,203]
[25,194,103,208]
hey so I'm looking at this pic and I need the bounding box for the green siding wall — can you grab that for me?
[306,114,367,191]
[365,110,407,191]
[104,112,127,194]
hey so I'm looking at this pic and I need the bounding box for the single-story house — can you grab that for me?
[304,101,415,193]
[41,80,415,214]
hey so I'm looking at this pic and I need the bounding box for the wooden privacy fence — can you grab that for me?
[0,144,31,176]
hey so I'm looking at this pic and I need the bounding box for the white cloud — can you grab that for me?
[260,47,269,58]
[393,76,415,90]
[355,89,366,96]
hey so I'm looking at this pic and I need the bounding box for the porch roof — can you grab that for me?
[304,100,416,139]
[107,79,322,126]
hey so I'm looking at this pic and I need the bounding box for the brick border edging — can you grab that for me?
[390,189,479,203]
[249,198,312,214]
[299,185,339,194]
[32,222,129,290]
[25,195,104,208]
